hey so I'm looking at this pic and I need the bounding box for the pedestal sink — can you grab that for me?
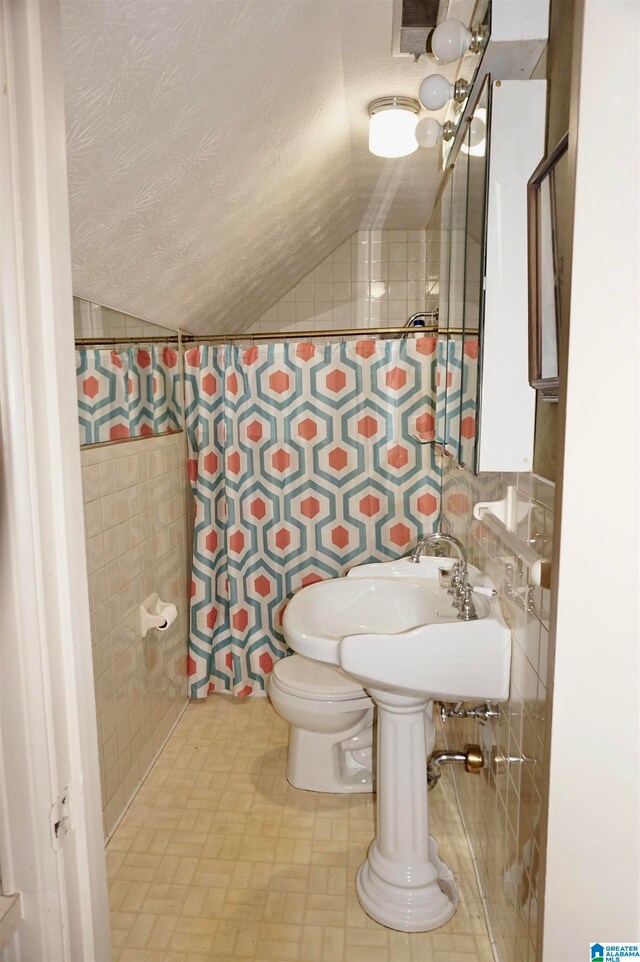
[282,555,510,932]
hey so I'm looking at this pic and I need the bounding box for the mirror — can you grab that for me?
[433,76,490,473]
[431,170,452,448]
[527,135,569,401]
[459,79,489,471]
[74,296,183,446]
[442,139,470,462]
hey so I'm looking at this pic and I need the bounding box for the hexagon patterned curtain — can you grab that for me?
[76,346,182,444]
[435,335,479,463]
[185,336,441,698]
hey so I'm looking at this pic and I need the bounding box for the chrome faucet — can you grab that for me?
[410,533,467,569]
[410,533,478,621]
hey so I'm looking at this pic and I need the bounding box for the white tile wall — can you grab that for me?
[439,459,554,962]
[247,230,435,334]
[74,295,173,339]
[81,431,190,837]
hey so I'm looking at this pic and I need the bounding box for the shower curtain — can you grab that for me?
[76,346,181,443]
[185,336,442,698]
[435,335,479,463]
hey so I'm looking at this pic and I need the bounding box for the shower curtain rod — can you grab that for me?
[75,335,181,345]
[184,326,478,342]
[185,326,481,343]
[75,325,478,347]
[181,325,439,342]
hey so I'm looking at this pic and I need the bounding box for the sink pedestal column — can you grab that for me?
[356,690,458,932]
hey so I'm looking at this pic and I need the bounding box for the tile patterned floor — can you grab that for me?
[106,695,494,962]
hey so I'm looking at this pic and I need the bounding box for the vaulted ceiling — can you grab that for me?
[61,0,455,333]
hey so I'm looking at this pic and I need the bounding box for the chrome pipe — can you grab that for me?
[439,702,500,725]
[427,745,483,791]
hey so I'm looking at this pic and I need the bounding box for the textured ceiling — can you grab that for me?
[61,0,454,334]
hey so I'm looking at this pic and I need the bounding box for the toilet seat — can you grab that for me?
[272,654,368,702]
[269,654,432,795]
[268,654,375,792]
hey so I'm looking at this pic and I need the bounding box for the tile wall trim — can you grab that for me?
[81,429,184,452]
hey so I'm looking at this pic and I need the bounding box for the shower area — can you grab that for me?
[75,231,443,838]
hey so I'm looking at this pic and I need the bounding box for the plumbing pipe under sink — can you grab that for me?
[427,744,484,791]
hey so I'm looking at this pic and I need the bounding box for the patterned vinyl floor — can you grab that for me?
[106,695,494,962]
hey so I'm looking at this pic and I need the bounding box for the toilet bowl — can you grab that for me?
[268,653,375,793]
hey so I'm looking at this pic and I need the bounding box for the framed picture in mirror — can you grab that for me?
[527,134,569,401]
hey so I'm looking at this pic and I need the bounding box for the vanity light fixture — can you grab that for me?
[430,18,487,65]
[418,74,470,111]
[368,97,421,158]
[415,117,455,149]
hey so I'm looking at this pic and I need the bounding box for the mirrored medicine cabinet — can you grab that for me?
[431,75,547,474]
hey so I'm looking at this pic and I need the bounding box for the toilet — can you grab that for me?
[268,653,375,793]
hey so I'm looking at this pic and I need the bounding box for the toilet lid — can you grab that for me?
[272,654,368,701]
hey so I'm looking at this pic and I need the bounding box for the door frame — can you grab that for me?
[0,1,110,958]
[540,0,640,958]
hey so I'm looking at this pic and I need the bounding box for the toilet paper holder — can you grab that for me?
[137,593,178,638]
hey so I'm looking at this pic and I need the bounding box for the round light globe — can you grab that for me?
[418,74,454,111]
[460,109,487,157]
[468,114,486,148]
[368,105,419,158]
[431,19,472,64]
[415,117,442,149]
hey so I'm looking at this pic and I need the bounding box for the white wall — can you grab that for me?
[542,1,640,957]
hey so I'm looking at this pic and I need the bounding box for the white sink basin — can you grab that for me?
[283,575,440,665]
[283,555,510,702]
[282,551,511,934]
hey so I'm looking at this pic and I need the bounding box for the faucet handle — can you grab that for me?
[457,582,478,621]
[470,585,497,598]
